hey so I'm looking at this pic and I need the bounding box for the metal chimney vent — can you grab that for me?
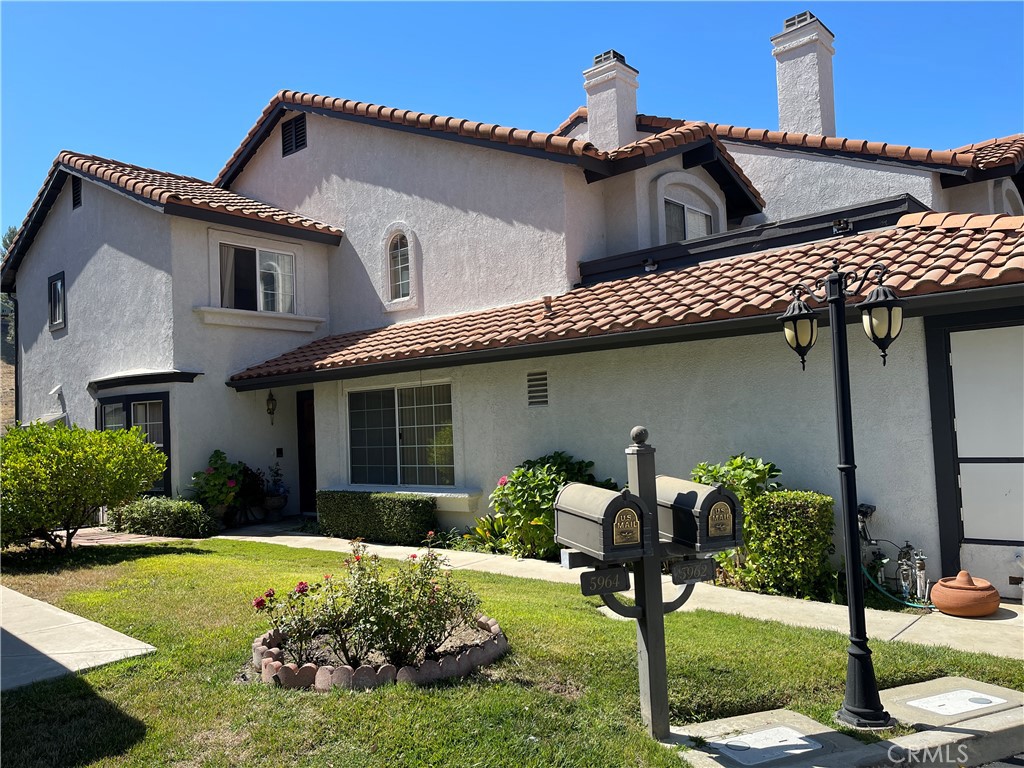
[593,50,627,67]
[783,11,816,30]
[527,371,549,407]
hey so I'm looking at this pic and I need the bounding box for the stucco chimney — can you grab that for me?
[583,50,639,151]
[771,11,836,136]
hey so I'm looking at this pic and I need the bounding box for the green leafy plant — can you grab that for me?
[742,490,836,599]
[317,491,437,546]
[265,462,289,496]
[108,497,216,538]
[481,451,618,560]
[253,542,480,668]
[0,421,165,551]
[188,450,244,511]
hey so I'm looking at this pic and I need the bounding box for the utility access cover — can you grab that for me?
[708,726,823,766]
[906,689,1008,716]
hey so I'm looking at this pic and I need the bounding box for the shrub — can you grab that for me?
[0,421,166,551]
[485,451,618,559]
[189,450,243,511]
[317,491,437,546]
[253,542,480,668]
[108,497,216,538]
[742,490,836,600]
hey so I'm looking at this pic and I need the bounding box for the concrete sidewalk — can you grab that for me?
[0,585,155,691]
[219,520,1024,661]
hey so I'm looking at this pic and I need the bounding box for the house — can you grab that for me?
[3,13,1021,596]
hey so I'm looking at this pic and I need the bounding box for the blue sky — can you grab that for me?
[2,2,1021,231]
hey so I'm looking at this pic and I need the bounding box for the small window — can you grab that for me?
[665,199,713,242]
[219,244,295,313]
[71,177,82,209]
[48,272,66,331]
[389,234,411,300]
[527,371,549,407]
[282,114,307,157]
[349,384,454,486]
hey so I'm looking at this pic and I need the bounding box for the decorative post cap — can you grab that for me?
[630,426,649,445]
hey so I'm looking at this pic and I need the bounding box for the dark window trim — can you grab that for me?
[282,113,307,157]
[96,390,171,496]
[47,271,66,331]
[88,370,201,394]
[71,176,82,209]
[925,306,1024,577]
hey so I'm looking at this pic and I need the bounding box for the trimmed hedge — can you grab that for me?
[743,490,836,599]
[108,497,217,538]
[317,491,437,546]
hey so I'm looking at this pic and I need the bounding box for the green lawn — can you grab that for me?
[2,540,1021,768]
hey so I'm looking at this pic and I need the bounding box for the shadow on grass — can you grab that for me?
[0,674,146,767]
[0,543,213,575]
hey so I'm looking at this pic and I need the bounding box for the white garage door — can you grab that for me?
[949,324,1024,597]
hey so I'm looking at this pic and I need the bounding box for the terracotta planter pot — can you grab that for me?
[930,570,1000,618]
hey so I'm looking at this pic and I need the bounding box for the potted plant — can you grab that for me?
[189,450,243,529]
[264,463,289,518]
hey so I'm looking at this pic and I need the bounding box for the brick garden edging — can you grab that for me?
[252,614,508,691]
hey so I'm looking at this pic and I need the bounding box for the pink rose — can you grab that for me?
[498,475,508,487]
[205,467,215,474]
[252,596,266,610]
[427,530,435,538]
[294,581,309,594]
[227,479,237,488]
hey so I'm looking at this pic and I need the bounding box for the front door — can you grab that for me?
[296,390,317,513]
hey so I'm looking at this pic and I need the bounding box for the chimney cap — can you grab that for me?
[781,10,834,37]
[593,49,628,66]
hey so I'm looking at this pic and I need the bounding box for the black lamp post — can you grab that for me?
[778,259,903,729]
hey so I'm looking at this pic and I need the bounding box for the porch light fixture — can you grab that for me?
[266,390,277,425]
[776,259,902,730]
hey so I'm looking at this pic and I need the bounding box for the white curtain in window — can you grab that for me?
[686,208,712,239]
[219,244,236,308]
[259,251,295,313]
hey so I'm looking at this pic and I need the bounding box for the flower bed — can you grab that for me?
[252,614,508,691]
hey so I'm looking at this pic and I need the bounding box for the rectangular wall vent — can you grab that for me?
[527,371,548,407]
[282,113,307,157]
[71,176,82,209]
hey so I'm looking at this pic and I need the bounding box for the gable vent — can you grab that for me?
[282,113,307,157]
[527,371,549,407]
[71,176,82,209]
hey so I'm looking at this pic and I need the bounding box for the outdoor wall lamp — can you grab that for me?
[266,390,277,425]
[777,259,902,730]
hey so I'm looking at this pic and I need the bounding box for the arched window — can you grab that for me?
[389,234,411,300]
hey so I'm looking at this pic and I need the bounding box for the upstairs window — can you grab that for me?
[71,176,82,209]
[282,114,307,157]
[219,244,295,313]
[48,272,66,331]
[665,199,712,242]
[389,234,411,300]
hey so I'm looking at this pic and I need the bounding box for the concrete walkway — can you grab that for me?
[219,521,1024,661]
[0,586,155,691]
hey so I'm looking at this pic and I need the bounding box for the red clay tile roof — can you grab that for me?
[54,152,343,236]
[214,92,764,209]
[637,114,1023,173]
[215,91,598,187]
[230,213,1024,384]
[949,134,1024,171]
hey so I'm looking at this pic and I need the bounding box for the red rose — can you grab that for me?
[498,475,508,487]
[264,588,275,598]
[354,555,361,562]
[410,554,417,560]
[227,479,237,488]
[294,581,309,594]
[252,596,266,610]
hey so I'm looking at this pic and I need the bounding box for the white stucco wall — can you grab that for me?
[16,178,175,426]
[165,217,333,496]
[723,143,940,222]
[312,317,942,581]
[230,112,585,334]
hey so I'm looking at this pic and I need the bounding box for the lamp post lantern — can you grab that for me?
[778,259,903,729]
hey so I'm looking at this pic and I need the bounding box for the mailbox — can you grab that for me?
[554,483,655,563]
[654,476,742,553]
